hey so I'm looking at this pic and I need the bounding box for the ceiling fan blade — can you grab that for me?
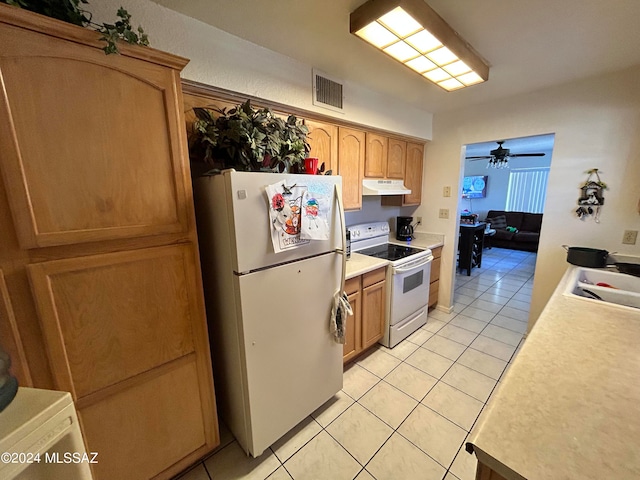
[509,153,545,157]
[466,156,493,160]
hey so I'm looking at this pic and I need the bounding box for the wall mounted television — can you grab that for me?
[462,175,488,198]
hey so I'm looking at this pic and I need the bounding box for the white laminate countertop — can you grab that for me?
[345,253,388,279]
[467,265,640,480]
[394,231,445,251]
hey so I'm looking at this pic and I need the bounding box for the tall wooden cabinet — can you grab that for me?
[0,6,217,479]
[338,127,366,210]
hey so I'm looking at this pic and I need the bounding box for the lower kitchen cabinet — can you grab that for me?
[343,267,386,363]
[429,246,442,308]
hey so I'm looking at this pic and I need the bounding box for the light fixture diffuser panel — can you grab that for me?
[383,41,419,62]
[378,7,422,37]
[356,21,398,48]
[405,29,442,53]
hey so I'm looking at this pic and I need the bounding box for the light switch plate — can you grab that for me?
[443,186,451,197]
[439,208,449,219]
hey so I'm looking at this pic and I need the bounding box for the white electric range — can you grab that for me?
[348,222,433,348]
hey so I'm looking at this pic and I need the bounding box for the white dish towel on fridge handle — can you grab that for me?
[330,182,352,344]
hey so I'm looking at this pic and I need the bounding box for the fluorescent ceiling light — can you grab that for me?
[351,0,490,91]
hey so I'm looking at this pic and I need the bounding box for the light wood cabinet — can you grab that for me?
[364,133,388,178]
[343,276,362,363]
[305,119,338,175]
[361,268,386,349]
[476,462,509,480]
[387,138,406,179]
[381,140,425,207]
[429,246,442,308]
[338,127,365,210]
[0,6,217,480]
[343,267,386,363]
[403,142,424,205]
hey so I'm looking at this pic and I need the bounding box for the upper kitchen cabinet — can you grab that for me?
[404,142,424,205]
[387,138,406,179]
[338,127,365,210]
[305,119,338,175]
[0,8,191,249]
[382,140,425,207]
[364,133,388,178]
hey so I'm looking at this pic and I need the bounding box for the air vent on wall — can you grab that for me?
[312,69,344,113]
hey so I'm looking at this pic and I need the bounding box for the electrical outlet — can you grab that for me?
[443,186,451,197]
[439,208,449,219]
[622,230,638,245]
[416,216,422,225]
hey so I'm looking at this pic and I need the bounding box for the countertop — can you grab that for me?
[391,231,444,251]
[345,253,388,279]
[467,265,640,480]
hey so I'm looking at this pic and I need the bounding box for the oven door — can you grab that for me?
[390,254,433,326]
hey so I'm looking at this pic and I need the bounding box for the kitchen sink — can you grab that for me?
[564,266,640,310]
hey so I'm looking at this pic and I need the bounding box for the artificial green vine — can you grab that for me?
[1,0,150,54]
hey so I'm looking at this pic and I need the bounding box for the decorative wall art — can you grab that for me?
[576,168,607,222]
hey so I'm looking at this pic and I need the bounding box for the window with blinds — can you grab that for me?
[505,167,550,213]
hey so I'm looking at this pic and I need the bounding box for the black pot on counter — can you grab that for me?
[563,245,609,267]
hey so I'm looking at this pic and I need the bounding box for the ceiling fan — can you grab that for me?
[466,140,545,168]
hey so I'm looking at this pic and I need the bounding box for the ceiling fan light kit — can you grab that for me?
[466,141,546,169]
[350,0,490,91]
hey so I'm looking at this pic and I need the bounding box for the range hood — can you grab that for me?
[362,179,411,196]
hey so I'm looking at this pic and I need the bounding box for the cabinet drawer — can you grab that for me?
[432,246,443,259]
[345,276,361,295]
[363,267,386,288]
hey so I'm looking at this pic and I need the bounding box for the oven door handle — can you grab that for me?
[393,255,433,273]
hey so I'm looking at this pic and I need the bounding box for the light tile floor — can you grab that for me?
[176,248,536,480]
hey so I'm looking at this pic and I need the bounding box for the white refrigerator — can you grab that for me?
[193,170,346,457]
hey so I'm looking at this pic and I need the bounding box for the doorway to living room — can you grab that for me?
[460,133,555,253]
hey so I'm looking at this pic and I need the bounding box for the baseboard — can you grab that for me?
[435,304,454,314]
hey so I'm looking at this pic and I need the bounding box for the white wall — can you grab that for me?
[416,65,640,329]
[89,0,433,140]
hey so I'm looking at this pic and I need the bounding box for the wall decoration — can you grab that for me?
[576,168,607,222]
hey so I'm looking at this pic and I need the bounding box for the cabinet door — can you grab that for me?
[27,244,216,479]
[387,138,406,179]
[343,290,361,363]
[338,127,365,210]
[306,119,338,175]
[0,23,190,248]
[403,142,424,206]
[362,280,385,349]
[364,133,388,178]
[361,268,386,350]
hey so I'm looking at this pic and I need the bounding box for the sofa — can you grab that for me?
[484,210,542,252]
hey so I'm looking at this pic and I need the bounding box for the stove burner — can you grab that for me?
[357,243,425,262]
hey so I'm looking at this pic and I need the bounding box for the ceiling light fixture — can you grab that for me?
[350,0,490,91]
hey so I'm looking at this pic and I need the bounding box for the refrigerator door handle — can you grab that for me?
[335,183,347,293]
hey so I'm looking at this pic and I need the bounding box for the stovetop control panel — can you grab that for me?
[347,222,390,241]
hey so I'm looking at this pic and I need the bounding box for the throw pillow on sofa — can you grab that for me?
[487,215,507,229]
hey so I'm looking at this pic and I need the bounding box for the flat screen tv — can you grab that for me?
[462,175,488,198]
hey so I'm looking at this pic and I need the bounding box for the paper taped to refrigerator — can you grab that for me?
[266,180,310,253]
[300,182,333,241]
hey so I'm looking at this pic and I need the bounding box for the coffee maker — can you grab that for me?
[396,216,414,241]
